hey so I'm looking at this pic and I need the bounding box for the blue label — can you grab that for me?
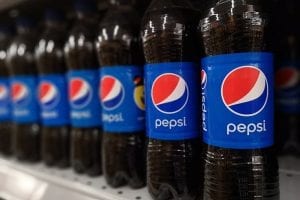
[11,75,40,123]
[100,66,145,132]
[145,62,200,140]
[275,62,300,113]
[0,78,11,121]
[68,69,102,127]
[201,52,274,149]
[39,74,70,126]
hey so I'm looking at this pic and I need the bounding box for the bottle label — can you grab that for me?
[100,66,145,132]
[275,63,300,113]
[39,74,70,126]
[0,78,11,121]
[11,75,40,123]
[145,62,200,140]
[68,69,102,127]
[201,52,274,149]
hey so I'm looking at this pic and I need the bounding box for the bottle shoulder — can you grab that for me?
[98,8,140,41]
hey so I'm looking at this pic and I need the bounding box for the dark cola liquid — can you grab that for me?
[6,21,40,162]
[96,4,146,188]
[142,0,202,199]
[64,10,102,176]
[35,16,70,167]
[0,29,12,156]
[200,0,279,199]
[70,128,102,175]
[101,133,145,188]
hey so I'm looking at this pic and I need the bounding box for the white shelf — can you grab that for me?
[0,156,299,200]
[0,157,151,200]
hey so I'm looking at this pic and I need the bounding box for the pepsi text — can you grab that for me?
[201,70,208,132]
[227,120,267,136]
[155,117,187,129]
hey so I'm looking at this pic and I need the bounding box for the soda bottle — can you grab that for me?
[273,0,300,157]
[142,0,202,199]
[7,17,40,162]
[199,0,279,199]
[0,25,13,156]
[64,0,102,175]
[135,0,151,15]
[35,9,70,167]
[275,31,300,157]
[96,0,146,188]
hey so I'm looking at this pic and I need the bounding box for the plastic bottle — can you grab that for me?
[142,0,202,199]
[35,9,70,167]
[273,0,300,157]
[96,0,146,188]
[199,0,279,199]
[64,0,102,175]
[7,17,40,162]
[0,25,13,156]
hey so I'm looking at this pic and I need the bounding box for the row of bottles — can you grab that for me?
[0,0,299,199]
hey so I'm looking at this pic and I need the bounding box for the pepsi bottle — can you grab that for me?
[0,25,13,156]
[199,0,279,199]
[275,32,300,157]
[35,9,70,167]
[273,0,300,157]
[7,17,40,162]
[64,0,102,175]
[142,0,202,199]
[96,0,146,188]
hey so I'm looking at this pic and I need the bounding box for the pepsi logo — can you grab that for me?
[221,66,269,117]
[100,76,124,110]
[0,84,8,103]
[201,69,207,89]
[151,73,189,114]
[69,78,92,109]
[276,67,299,89]
[39,81,60,109]
[12,82,30,106]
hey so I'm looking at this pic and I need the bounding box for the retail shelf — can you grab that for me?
[0,157,151,200]
[0,156,299,200]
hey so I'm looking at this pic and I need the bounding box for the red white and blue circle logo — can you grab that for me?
[201,69,207,89]
[12,82,30,106]
[0,84,8,104]
[39,82,60,109]
[276,67,299,90]
[151,73,189,114]
[69,78,92,109]
[100,76,124,110]
[221,66,269,117]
